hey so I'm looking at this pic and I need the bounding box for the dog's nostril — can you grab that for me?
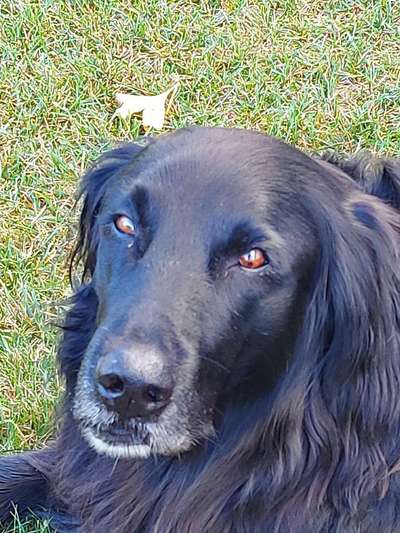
[98,373,125,398]
[145,385,172,404]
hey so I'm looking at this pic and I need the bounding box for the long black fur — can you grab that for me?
[1,128,400,532]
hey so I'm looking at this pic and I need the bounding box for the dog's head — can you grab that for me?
[67,128,400,461]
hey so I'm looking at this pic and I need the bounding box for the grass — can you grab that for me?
[0,0,399,530]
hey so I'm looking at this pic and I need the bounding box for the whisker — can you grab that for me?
[111,456,120,475]
[199,355,230,373]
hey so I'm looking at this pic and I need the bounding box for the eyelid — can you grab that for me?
[238,240,268,256]
[112,213,135,223]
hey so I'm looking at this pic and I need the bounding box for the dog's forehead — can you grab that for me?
[113,129,304,218]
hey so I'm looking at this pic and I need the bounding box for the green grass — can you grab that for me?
[0,0,399,530]
[3,513,53,533]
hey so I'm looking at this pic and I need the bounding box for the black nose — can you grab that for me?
[96,348,174,420]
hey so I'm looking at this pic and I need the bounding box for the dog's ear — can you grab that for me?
[321,151,400,210]
[292,191,400,508]
[312,193,400,383]
[70,142,148,283]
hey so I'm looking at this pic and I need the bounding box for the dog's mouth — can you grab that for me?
[97,422,150,446]
[82,421,152,459]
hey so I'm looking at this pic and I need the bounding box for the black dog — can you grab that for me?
[1,127,400,532]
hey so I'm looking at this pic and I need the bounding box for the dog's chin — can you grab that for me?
[80,423,199,460]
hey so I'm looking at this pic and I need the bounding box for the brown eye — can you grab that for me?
[115,215,135,236]
[239,248,268,270]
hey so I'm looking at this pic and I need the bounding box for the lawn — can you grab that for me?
[0,0,399,530]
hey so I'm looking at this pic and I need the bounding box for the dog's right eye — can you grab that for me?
[114,215,136,236]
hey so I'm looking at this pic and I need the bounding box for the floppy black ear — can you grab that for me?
[322,151,400,210]
[70,142,148,282]
[296,191,400,508]
[320,193,399,366]
[312,192,400,387]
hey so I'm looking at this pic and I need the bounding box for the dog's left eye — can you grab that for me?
[114,215,135,236]
[239,248,268,270]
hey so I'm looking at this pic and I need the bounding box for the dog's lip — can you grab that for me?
[96,423,150,446]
